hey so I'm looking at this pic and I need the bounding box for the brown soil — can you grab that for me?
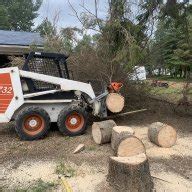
[0,100,192,191]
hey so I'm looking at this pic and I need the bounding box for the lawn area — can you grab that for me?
[147,79,192,104]
[149,76,192,83]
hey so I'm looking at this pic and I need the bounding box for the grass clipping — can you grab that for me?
[55,162,76,177]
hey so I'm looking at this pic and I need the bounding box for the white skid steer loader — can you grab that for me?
[0,52,123,140]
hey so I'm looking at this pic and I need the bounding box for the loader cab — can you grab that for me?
[22,52,70,93]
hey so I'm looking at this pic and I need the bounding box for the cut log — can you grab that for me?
[107,153,153,192]
[116,135,146,157]
[148,122,177,148]
[106,93,125,113]
[111,126,135,151]
[92,120,117,144]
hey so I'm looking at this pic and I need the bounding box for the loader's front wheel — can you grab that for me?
[57,105,88,136]
[15,107,50,141]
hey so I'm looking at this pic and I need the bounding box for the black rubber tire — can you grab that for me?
[15,107,50,141]
[57,105,88,136]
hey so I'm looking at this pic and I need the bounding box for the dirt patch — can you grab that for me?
[1,161,106,192]
[0,108,192,191]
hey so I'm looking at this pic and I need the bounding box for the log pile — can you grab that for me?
[91,118,178,191]
[148,122,177,148]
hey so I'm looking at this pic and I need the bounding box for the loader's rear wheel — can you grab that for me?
[15,107,50,141]
[57,105,88,136]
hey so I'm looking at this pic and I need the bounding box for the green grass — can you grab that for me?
[86,145,97,151]
[55,162,76,177]
[64,136,72,140]
[150,87,181,95]
[149,76,189,83]
[15,179,56,192]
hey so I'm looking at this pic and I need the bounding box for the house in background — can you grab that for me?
[0,30,44,67]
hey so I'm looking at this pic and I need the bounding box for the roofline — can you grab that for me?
[0,44,44,56]
[0,43,43,47]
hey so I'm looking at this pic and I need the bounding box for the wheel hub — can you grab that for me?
[23,114,45,136]
[70,117,78,125]
[29,119,38,128]
[65,112,84,132]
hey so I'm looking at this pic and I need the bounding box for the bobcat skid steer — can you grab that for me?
[0,52,122,140]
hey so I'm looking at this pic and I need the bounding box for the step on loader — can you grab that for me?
[0,52,123,140]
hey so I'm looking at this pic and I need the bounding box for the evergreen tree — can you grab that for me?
[36,18,56,36]
[0,0,42,31]
[0,5,10,29]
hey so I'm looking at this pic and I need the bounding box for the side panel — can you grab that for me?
[0,73,14,113]
[0,67,24,122]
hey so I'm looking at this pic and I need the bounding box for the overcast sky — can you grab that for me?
[35,0,109,31]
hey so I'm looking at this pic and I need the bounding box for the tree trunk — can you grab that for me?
[92,120,117,144]
[106,93,125,113]
[107,153,153,192]
[116,136,146,157]
[111,126,135,151]
[148,122,177,148]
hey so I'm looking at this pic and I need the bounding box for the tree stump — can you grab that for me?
[106,93,125,113]
[111,126,135,151]
[116,136,146,157]
[148,122,177,147]
[92,120,117,144]
[107,153,153,192]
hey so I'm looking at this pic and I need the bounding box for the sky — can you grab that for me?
[34,0,109,32]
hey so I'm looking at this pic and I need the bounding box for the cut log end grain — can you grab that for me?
[106,93,125,113]
[92,120,116,145]
[117,136,146,157]
[148,122,177,148]
[108,153,153,192]
[113,126,135,134]
[111,153,147,165]
[111,126,135,151]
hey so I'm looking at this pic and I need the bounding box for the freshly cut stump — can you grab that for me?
[106,93,125,113]
[111,126,135,151]
[92,120,116,144]
[107,153,153,192]
[116,136,146,157]
[148,122,177,148]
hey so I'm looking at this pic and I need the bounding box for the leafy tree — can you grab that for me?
[149,14,191,78]
[36,18,56,36]
[0,5,10,30]
[141,0,192,78]
[60,27,82,53]
[0,0,42,31]
[75,34,93,52]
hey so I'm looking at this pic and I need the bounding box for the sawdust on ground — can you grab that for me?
[1,110,192,191]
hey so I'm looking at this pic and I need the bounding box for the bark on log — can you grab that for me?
[111,126,135,151]
[148,122,177,148]
[107,153,153,192]
[92,120,117,144]
[106,93,125,113]
[116,136,146,157]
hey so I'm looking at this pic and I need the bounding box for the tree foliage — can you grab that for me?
[0,0,42,31]
[143,0,192,78]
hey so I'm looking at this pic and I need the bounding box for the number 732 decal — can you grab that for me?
[0,86,13,94]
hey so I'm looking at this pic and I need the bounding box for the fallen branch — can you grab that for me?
[104,109,148,120]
